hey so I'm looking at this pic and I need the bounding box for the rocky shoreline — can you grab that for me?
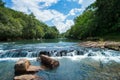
[79,41,120,51]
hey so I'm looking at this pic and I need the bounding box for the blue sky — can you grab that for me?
[3,0,95,33]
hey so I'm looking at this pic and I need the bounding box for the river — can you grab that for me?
[0,39,120,80]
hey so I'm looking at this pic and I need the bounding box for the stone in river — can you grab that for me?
[14,59,31,75]
[39,51,50,56]
[14,74,43,80]
[27,65,43,73]
[40,55,59,69]
[14,59,42,75]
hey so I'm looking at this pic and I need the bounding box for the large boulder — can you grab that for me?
[14,59,31,75]
[14,59,42,75]
[40,55,59,69]
[14,74,42,80]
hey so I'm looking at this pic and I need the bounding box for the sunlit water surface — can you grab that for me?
[0,39,120,80]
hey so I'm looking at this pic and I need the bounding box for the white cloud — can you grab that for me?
[67,0,83,4]
[68,8,82,16]
[11,0,70,33]
[81,0,96,8]
[11,0,58,13]
[66,0,95,8]
[10,0,95,33]
[78,0,83,4]
[53,20,74,33]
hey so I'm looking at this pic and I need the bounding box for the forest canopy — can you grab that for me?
[0,0,59,41]
[64,0,120,40]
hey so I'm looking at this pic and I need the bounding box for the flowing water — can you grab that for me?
[0,39,120,80]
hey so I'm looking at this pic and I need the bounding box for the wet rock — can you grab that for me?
[59,50,67,56]
[14,74,42,80]
[77,50,84,55]
[14,59,42,75]
[14,59,31,75]
[27,65,43,73]
[39,51,50,56]
[5,50,28,57]
[66,50,75,56]
[40,55,59,69]
[31,52,38,57]
[88,53,95,56]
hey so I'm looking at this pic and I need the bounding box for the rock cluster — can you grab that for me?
[14,59,42,75]
[14,59,43,80]
[14,55,59,80]
[80,41,120,51]
[104,41,120,51]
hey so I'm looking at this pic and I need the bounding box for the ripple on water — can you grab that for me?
[0,41,120,80]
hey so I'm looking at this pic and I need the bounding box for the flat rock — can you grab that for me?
[79,41,120,51]
[79,41,105,48]
[104,41,120,51]
[14,74,42,80]
[27,65,43,72]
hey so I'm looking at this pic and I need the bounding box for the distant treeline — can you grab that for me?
[63,0,120,40]
[0,0,59,41]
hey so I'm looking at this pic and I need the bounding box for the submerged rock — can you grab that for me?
[40,55,59,69]
[14,74,42,80]
[59,50,67,56]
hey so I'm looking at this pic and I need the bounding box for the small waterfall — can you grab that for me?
[0,41,120,60]
[26,52,33,57]
[0,47,120,58]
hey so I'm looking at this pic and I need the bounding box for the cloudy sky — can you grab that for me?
[3,0,95,33]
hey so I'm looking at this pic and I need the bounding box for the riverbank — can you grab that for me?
[79,41,120,51]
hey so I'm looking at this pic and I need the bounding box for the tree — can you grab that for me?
[44,26,59,39]
[0,5,60,41]
[95,0,120,34]
[0,0,5,7]
[65,0,120,40]
[36,26,45,38]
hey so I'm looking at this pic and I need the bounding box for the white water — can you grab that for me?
[0,43,120,63]
[0,41,120,63]
[0,41,120,80]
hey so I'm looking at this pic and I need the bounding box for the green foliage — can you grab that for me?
[65,0,120,40]
[0,11,9,24]
[0,0,59,41]
[44,26,59,39]
[95,0,120,35]
[0,0,5,7]
[65,9,95,39]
